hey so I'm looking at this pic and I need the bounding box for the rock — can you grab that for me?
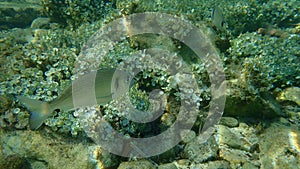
[189,163,206,169]
[184,135,218,163]
[158,162,177,169]
[277,87,300,106]
[0,154,31,169]
[206,160,231,169]
[189,163,207,169]
[214,123,262,167]
[117,160,155,169]
[180,130,196,144]
[189,160,231,169]
[219,146,250,164]
[30,161,48,169]
[215,125,252,151]
[242,162,259,169]
[259,121,300,169]
[219,117,239,127]
[90,146,120,169]
[0,129,95,169]
[175,159,190,168]
[225,80,284,118]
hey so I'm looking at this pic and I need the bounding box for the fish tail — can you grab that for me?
[17,96,52,130]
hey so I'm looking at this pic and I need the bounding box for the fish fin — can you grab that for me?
[17,96,51,130]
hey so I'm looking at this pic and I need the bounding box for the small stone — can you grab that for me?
[215,125,253,151]
[242,162,259,169]
[207,160,231,169]
[219,117,239,127]
[219,146,250,164]
[118,160,155,169]
[176,159,190,166]
[215,125,243,149]
[30,161,47,169]
[180,130,196,143]
[189,163,206,169]
[184,136,218,163]
[158,162,177,169]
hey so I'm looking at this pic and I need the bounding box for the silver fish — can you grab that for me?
[17,68,132,130]
[212,6,225,31]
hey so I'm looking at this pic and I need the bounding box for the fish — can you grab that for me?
[211,6,225,31]
[17,68,133,130]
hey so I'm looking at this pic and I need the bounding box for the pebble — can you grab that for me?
[158,162,177,169]
[184,136,218,163]
[219,117,239,127]
[118,160,155,169]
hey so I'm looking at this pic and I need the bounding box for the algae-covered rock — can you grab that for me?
[277,87,300,106]
[117,0,300,36]
[225,79,284,118]
[0,154,31,169]
[214,123,260,168]
[158,162,177,169]
[40,0,115,29]
[118,160,155,169]
[219,116,239,128]
[225,31,299,118]
[259,120,300,169]
[90,145,120,169]
[206,160,231,169]
[242,162,259,169]
[175,159,190,168]
[189,160,231,169]
[216,125,250,151]
[219,146,250,164]
[184,135,218,163]
[216,123,259,152]
[228,32,300,92]
[0,129,95,169]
